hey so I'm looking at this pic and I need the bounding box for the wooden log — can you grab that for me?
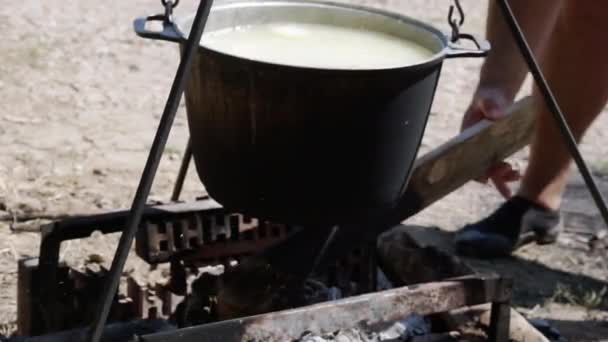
[376,225,473,286]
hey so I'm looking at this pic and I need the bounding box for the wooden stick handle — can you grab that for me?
[396,96,535,221]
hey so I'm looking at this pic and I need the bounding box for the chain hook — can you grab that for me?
[161,0,180,24]
[448,0,465,42]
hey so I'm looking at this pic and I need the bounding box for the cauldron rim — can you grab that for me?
[171,0,452,72]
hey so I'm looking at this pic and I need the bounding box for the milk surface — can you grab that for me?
[201,22,434,69]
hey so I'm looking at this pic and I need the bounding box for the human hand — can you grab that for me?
[461,88,522,199]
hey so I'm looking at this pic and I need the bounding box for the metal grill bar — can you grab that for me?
[137,210,298,264]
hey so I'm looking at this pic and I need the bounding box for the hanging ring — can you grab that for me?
[448,0,465,42]
[161,0,180,25]
[161,0,180,8]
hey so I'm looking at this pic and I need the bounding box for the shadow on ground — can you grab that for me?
[544,319,608,342]
[401,225,608,311]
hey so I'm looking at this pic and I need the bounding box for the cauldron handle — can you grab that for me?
[446,33,491,59]
[134,14,183,43]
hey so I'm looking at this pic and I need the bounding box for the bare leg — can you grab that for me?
[518,1,608,210]
[455,1,608,258]
[462,1,563,198]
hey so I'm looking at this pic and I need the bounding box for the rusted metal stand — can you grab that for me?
[24,198,376,336]
[489,301,512,342]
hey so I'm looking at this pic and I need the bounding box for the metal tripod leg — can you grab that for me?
[171,138,193,201]
[488,301,511,342]
[85,1,214,342]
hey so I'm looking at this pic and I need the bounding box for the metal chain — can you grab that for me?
[448,0,465,42]
[161,0,180,24]
[161,0,180,8]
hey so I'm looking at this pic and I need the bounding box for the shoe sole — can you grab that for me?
[456,230,560,259]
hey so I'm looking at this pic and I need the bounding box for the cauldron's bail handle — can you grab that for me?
[446,0,491,59]
[133,0,183,43]
[448,0,465,43]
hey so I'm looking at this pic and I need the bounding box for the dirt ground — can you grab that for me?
[1,0,607,340]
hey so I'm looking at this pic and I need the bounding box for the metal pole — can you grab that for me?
[171,138,193,201]
[488,301,511,342]
[86,1,214,341]
[497,0,608,230]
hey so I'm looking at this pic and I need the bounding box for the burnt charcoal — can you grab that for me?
[178,264,346,327]
[301,279,342,304]
[174,271,222,327]
[215,256,293,320]
[191,272,221,296]
[173,294,214,328]
[528,319,562,341]
[274,279,343,310]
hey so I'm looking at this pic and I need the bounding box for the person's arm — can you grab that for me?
[462,0,563,198]
[475,0,563,103]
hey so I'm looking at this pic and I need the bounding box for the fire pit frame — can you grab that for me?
[25,207,514,342]
[137,274,512,342]
[23,217,514,341]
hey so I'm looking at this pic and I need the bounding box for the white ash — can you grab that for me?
[298,328,379,342]
[295,314,431,342]
[379,315,431,340]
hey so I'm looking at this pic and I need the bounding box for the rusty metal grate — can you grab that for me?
[135,208,300,265]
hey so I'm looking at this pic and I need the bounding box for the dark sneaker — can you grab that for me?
[454,196,562,258]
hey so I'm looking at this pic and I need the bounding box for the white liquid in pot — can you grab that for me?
[200,22,435,69]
